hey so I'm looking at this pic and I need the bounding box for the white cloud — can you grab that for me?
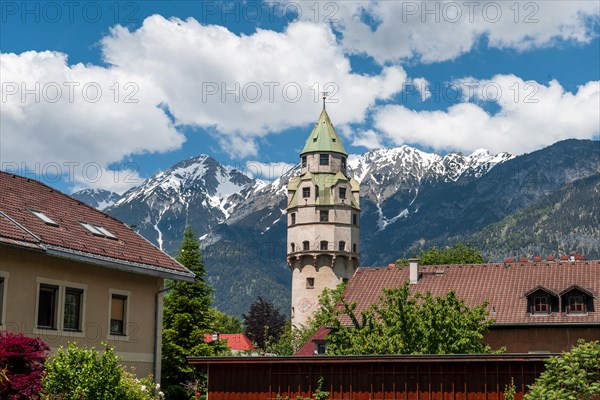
[243,161,296,180]
[0,50,184,192]
[412,78,431,101]
[371,76,600,154]
[352,129,384,150]
[1,16,408,190]
[323,1,599,63]
[100,16,408,156]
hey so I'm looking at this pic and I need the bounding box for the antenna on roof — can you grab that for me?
[321,91,329,110]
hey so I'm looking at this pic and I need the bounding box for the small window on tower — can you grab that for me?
[338,241,345,251]
[291,213,296,225]
[301,156,307,168]
[302,187,310,198]
[290,243,295,252]
[352,214,358,225]
[319,210,329,222]
[303,241,310,251]
[339,187,347,199]
[320,241,328,250]
[306,278,315,289]
[320,154,329,166]
[341,157,347,170]
[353,243,357,253]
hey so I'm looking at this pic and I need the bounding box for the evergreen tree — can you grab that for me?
[161,228,227,399]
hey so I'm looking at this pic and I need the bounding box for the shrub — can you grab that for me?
[0,331,49,400]
[43,342,163,400]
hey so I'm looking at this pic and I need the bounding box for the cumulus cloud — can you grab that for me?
[100,16,407,153]
[369,76,600,154]
[322,0,599,63]
[1,16,408,190]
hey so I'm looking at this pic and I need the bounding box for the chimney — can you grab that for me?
[409,258,419,284]
[211,332,219,342]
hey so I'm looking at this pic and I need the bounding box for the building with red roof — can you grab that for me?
[0,171,194,379]
[203,333,255,352]
[298,258,600,355]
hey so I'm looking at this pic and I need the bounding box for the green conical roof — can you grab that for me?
[300,109,347,156]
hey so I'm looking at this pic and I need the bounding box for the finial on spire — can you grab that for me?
[321,91,329,110]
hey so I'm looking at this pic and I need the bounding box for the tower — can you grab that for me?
[287,97,360,327]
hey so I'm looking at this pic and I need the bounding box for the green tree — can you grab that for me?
[210,308,242,333]
[161,228,228,399]
[327,282,494,355]
[524,340,600,399]
[243,296,286,351]
[396,243,484,266]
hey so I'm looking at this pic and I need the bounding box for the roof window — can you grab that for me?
[30,210,59,227]
[80,222,118,239]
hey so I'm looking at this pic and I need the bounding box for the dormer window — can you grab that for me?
[560,285,593,315]
[567,296,585,314]
[302,187,310,198]
[320,154,329,166]
[339,187,347,199]
[525,286,559,315]
[533,297,549,314]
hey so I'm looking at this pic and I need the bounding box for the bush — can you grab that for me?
[524,339,600,400]
[43,342,163,400]
[0,331,49,400]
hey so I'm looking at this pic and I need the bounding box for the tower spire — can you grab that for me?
[322,91,328,110]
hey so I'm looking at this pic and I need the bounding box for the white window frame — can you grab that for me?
[0,271,9,328]
[33,277,87,337]
[108,288,131,341]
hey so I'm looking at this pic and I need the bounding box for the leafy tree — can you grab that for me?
[396,243,484,266]
[210,308,242,333]
[327,282,494,355]
[524,340,600,399]
[243,296,286,350]
[0,331,49,400]
[161,228,228,399]
[43,342,163,400]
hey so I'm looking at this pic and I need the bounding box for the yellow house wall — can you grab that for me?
[0,245,163,378]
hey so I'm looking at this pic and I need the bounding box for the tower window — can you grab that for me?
[306,278,315,289]
[291,213,296,225]
[302,187,310,198]
[319,210,329,222]
[301,156,307,168]
[338,241,345,251]
[353,243,357,253]
[320,241,328,250]
[341,157,347,170]
[290,243,295,252]
[352,214,358,225]
[303,241,310,251]
[315,186,319,199]
[339,188,347,199]
[320,154,329,165]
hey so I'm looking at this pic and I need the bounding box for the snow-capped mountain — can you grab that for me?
[71,189,122,210]
[97,139,599,317]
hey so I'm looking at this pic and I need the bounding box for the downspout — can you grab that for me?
[154,281,179,382]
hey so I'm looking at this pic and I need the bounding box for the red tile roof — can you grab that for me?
[341,261,600,326]
[295,326,331,356]
[203,333,255,351]
[0,171,193,281]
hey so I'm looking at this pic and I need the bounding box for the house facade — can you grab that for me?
[287,98,361,326]
[0,171,194,380]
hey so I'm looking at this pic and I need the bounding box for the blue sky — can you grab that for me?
[1,1,599,193]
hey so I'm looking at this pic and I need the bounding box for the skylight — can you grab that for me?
[80,222,117,239]
[31,210,58,227]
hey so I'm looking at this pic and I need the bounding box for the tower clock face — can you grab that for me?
[298,298,312,313]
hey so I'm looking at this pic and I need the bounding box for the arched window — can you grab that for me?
[320,241,328,250]
[290,243,295,252]
[338,241,345,251]
[303,241,310,251]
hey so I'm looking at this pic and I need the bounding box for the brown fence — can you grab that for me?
[188,354,550,399]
